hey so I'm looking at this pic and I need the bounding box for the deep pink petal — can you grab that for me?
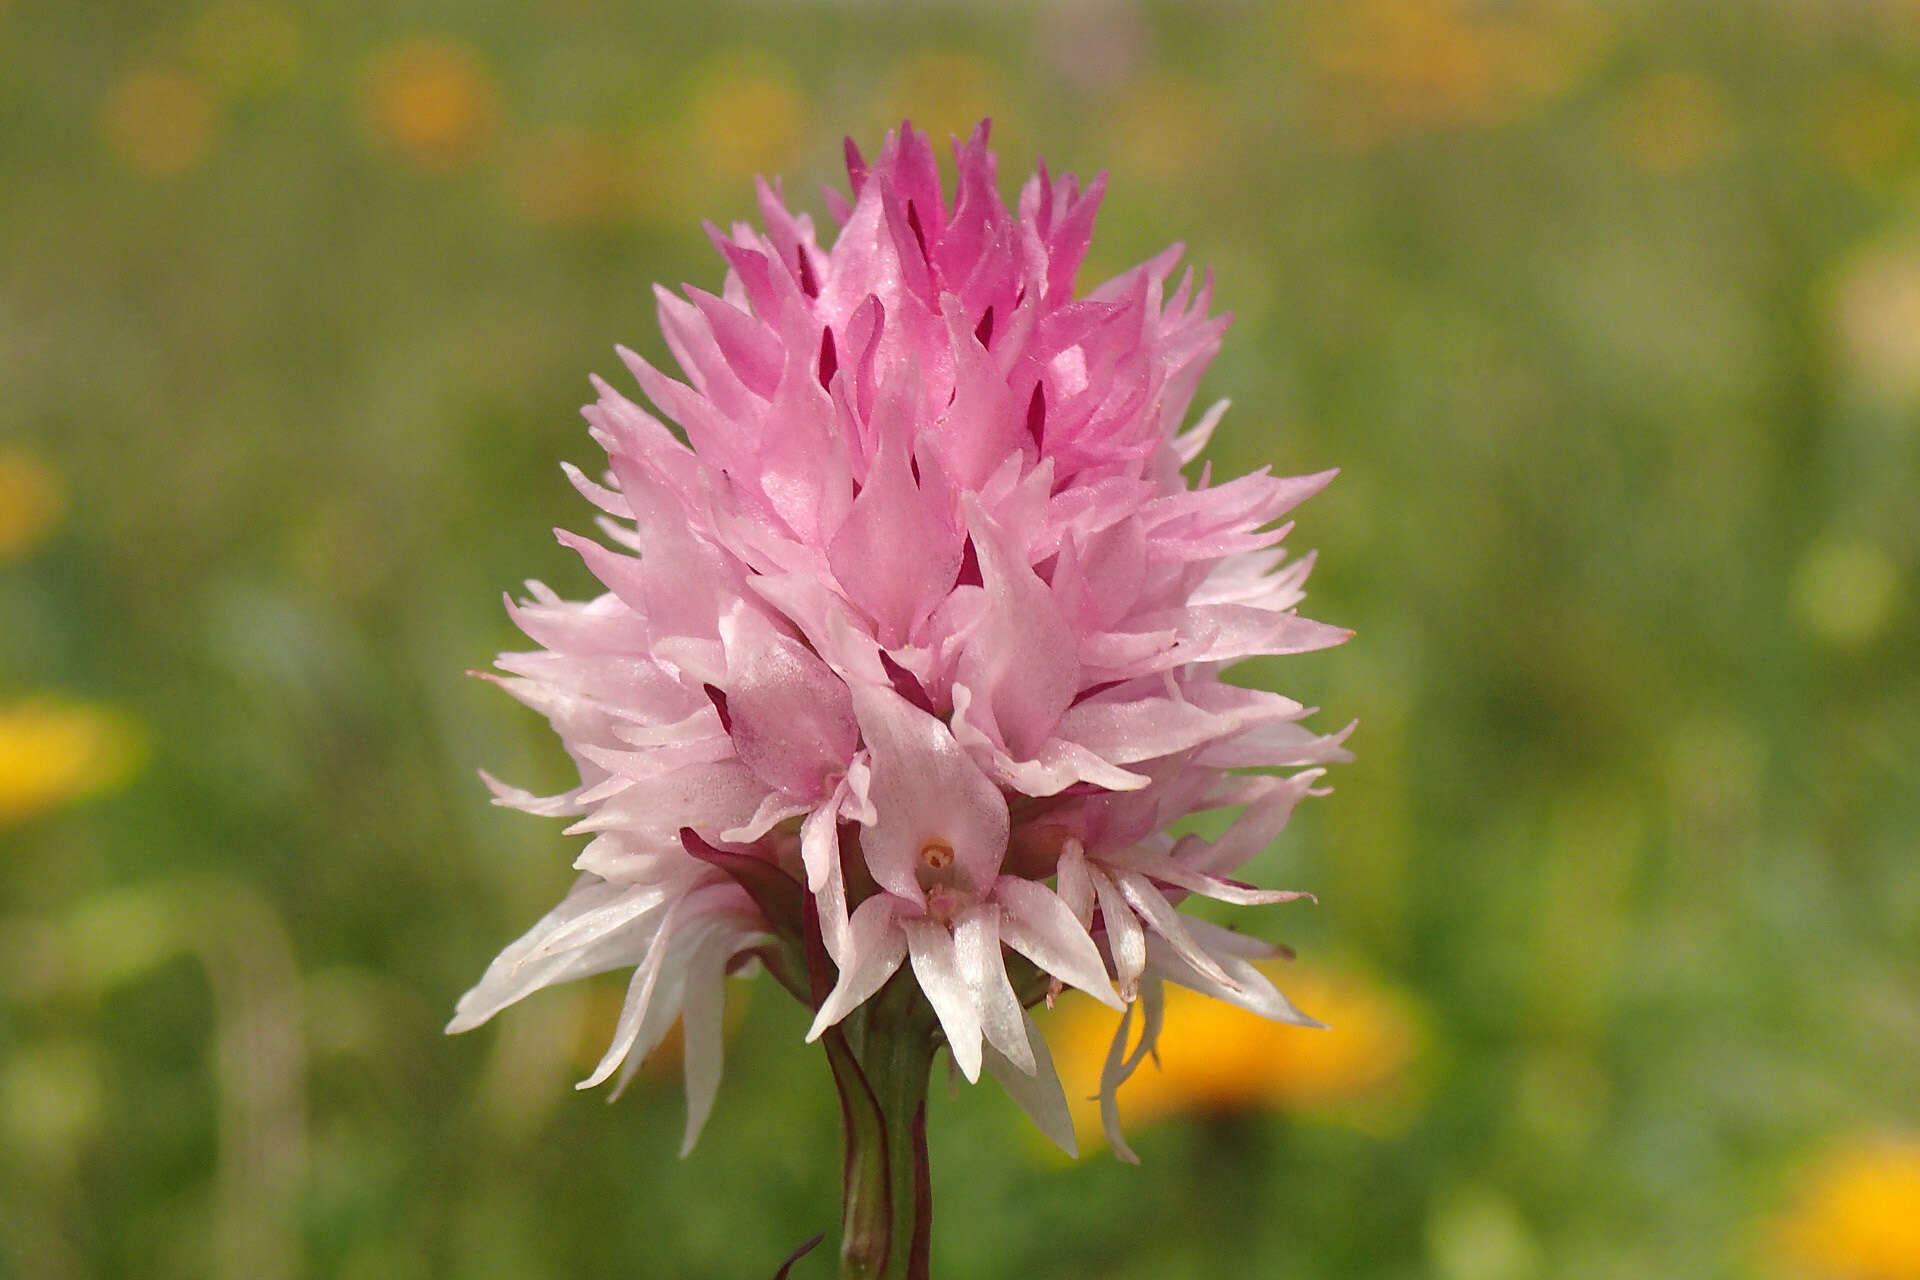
[954,501,1079,760]
[718,603,857,799]
[826,366,962,646]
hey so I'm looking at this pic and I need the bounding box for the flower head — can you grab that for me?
[450,121,1351,1155]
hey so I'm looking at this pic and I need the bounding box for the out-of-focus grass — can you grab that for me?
[2,2,1916,1277]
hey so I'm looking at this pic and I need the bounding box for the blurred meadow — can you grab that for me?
[3,1,1919,1277]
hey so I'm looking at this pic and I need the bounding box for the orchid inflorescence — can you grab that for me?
[449,122,1349,1234]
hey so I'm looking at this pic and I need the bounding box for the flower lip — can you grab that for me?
[850,681,1010,905]
[922,884,966,925]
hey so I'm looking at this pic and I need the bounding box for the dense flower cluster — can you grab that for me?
[449,122,1351,1156]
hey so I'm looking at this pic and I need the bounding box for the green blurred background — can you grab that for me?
[4,1,1918,1277]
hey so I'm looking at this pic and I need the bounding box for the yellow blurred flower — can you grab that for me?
[688,49,806,181]
[1773,1136,1920,1280]
[98,67,219,177]
[1609,71,1733,174]
[358,38,499,174]
[0,699,145,826]
[1303,0,1609,150]
[1046,961,1423,1149]
[0,447,65,560]
[1829,233,1920,407]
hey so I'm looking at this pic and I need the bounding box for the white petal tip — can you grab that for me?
[575,1062,620,1091]
[947,1038,985,1085]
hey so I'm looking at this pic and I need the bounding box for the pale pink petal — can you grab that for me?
[1197,719,1356,770]
[905,917,984,1083]
[953,905,1033,1075]
[1145,923,1325,1026]
[951,686,1149,797]
[992,875,1123,1009]
[478,768,584,817]
[675,929,737,1154]
[807,894,908,1038]
[563,760,767,841]
[717,602,858,798]
[927,295,1025,490]
[577,895,696,1089]
[1091,868,1146,999]
[1171,397,1230,464]
[1055,694,1233,765]
[1113,850,1315,908]
[447,875,656,1033]
[801,794,851,961]
[1169,769,1327,877]
[1054,841,1095,929]
[719,792,809,844]
[1135,604,1353,670]
[1110,869,1240,993]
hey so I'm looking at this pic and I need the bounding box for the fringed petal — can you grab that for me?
[1144,921,1325,1026]
[448,875,659,1034]
[675,928,739,1154]
[1111,870,1241,993]
[1097,977,1164,1164]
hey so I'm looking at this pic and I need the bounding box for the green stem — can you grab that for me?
[828,971,938,1280]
